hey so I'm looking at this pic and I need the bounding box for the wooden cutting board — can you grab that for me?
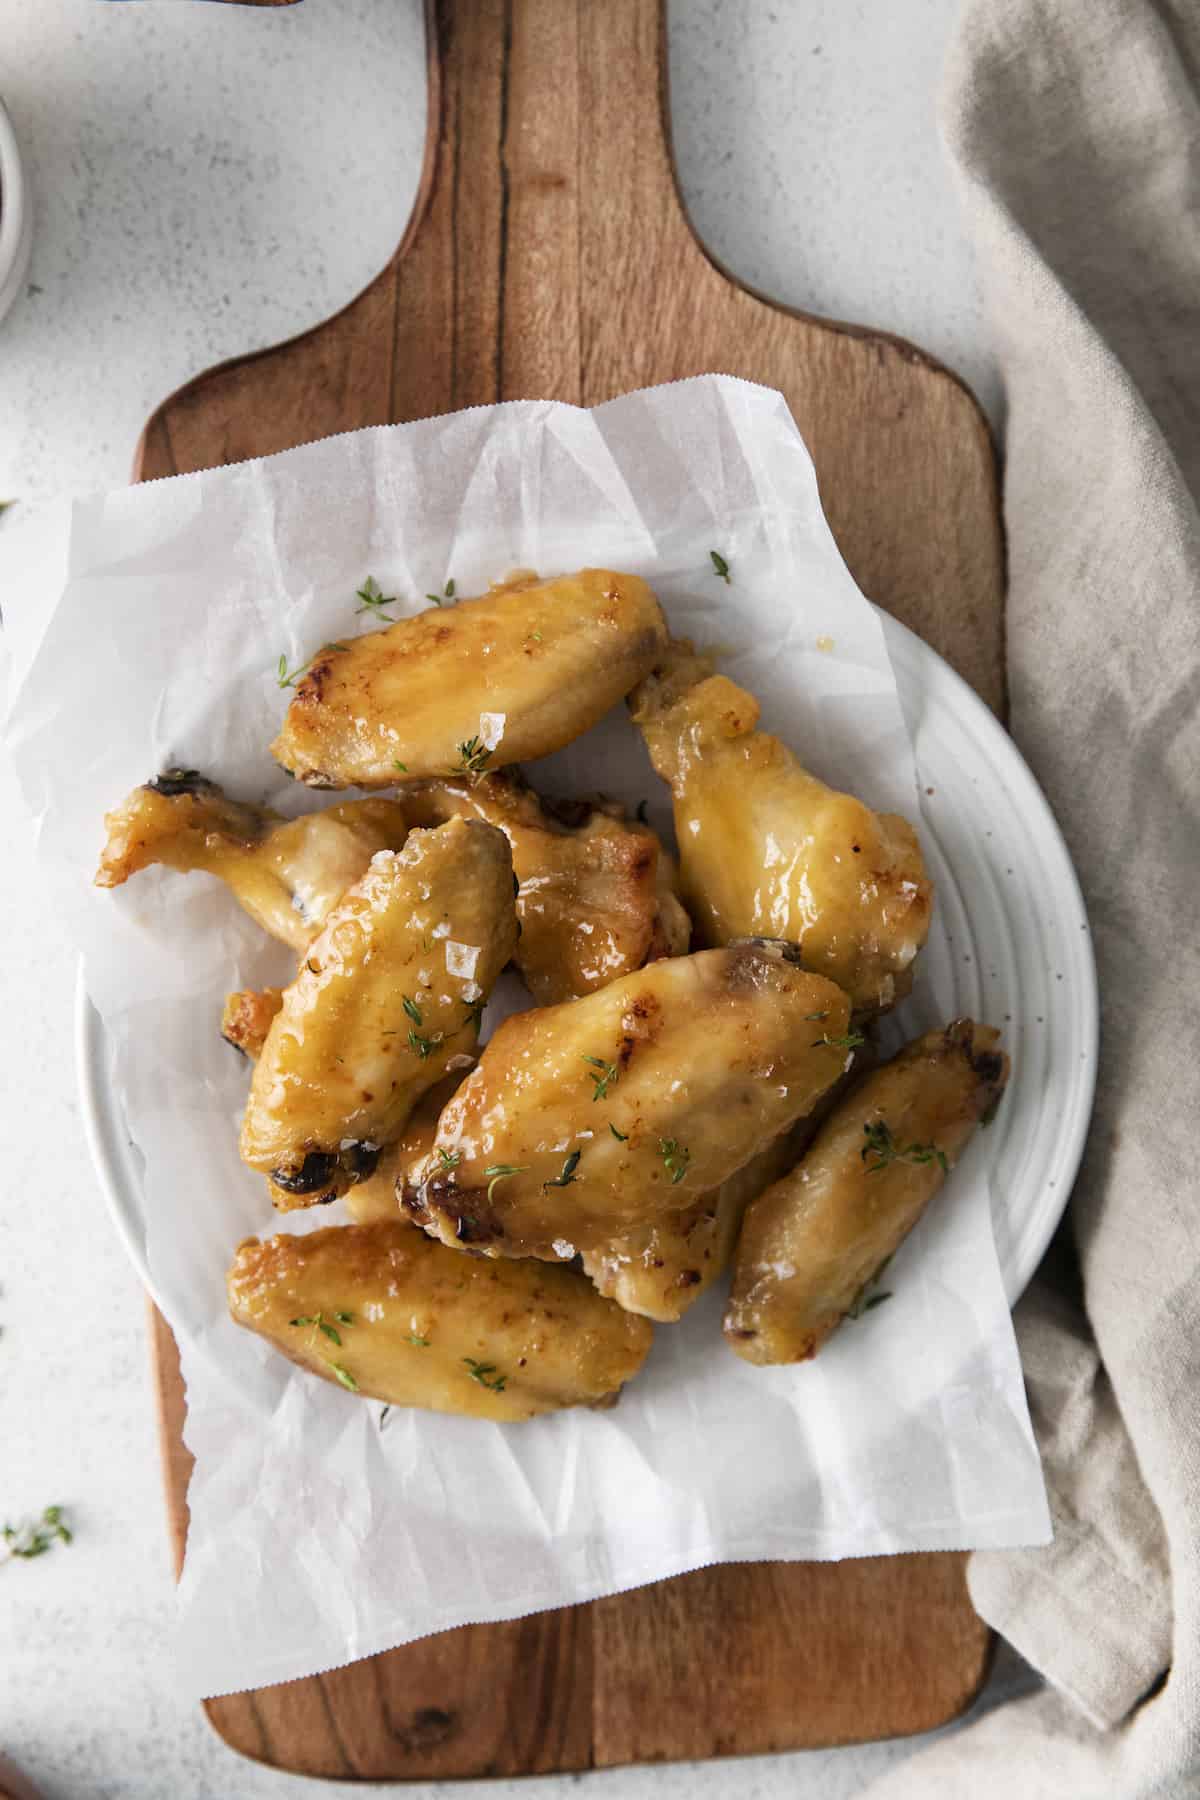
[137,0,1004,1778]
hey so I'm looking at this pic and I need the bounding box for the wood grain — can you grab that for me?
[140,0,1000,1777]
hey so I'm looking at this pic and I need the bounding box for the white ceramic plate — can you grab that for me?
[0,97,33,329]
[76,609,1098,1312]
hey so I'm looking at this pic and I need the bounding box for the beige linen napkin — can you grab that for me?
[867,2,1200,1793]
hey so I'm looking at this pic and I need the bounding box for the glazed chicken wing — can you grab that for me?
[404,771,690,1003]
[580,1128,805,1322]
[403,942,851,1262]
[629,642,933,1013]
[95,770,409,952]
[221,985,284,1059]
[228,1221,653,1421]
[580,1051,870,1321]
[272,569,668,789]
[342,1078,462,1225]
[724,1020,1009,1364]
[240,818,517,1208]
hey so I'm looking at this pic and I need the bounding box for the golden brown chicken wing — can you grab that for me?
[724,1020,1008,1364]
[240,818,517,1209]
[221,985,284,1059]
[228,1220,654,1421]
[579,1129,803,1321]
[404,771,690,1003]
[580,1046,872,1320]
[271,569,668,789]
[629,641,933,1013]
[342,1078,462,1225]
[403,941,851,1262]
[95,770,409,952]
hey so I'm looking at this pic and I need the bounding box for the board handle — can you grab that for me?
[406,0,696,405]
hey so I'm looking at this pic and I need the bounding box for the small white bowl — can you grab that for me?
[0,96,32,328]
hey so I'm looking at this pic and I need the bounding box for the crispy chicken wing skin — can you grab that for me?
[403,942,851,1261]
[629,641,933,1013]
[404,771,690,1003]
[240,818,517,1209]
[221,986,284,1060]
[724,1020,1009,1364]
[580,1129,804,1322]
[580,1052,870,1321]
[272,569,668,789]
[343,1079,461,1224]
[95,771,409,952]
[228,1221,653,1421]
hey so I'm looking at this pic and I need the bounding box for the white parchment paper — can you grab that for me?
[2,377,1049,1698]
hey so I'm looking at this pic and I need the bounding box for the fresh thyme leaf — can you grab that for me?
[483,1163,528,1202]
[355,575,399,619]
[3,1505,73,1560]
[331,1363,359,1391]
[408,1334,431,1348]
[609,1123,628,1142]
[463,1357,507,1392]
[437,1147,461,1170]
[276,642,349,689]
[543,1149,581,1189]
[847,1253,895,1319]
[426,578,456,607]
[659,1138,690,1185]
[709,549,731,584]
[860,1120,948,1174]
[318,1320,342,1345]
[813,1030,866,1050]
[394,760,408,773]
[408,1027,443,1060]
[456,735,491,775]
[402,994,423,1027]
[289,1315,315,1327]
[335,1311,354,1325]
[582,1055,619,1102]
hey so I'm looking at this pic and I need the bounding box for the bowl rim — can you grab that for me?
[0,95,32,324]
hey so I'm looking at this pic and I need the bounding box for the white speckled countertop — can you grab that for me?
[0,4,1029,1796]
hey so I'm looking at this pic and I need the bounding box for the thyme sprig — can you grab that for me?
[484,1163,528,1202]
[3,1505,72,1561]
[463,1357,506,1392]
[659,1138,690,1185]
[582,1056,619,1102]
[456,736,491,775]
[860,1121,948,1175]
[543,1150,581,1189]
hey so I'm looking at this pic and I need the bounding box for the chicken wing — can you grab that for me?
[271,569,668,789]
[724,1019,1009,1364]
[403,941,851,1261]
[96,770,409,952]
[221,985,284,1059]
[240,818,517,1208]
[342,1078,461,1225]
[579,1050,870,1321]
[629,641,933,1013]
[404,771,690,1003]
[580,1128,804,1322]
[228,1220,654,1421]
